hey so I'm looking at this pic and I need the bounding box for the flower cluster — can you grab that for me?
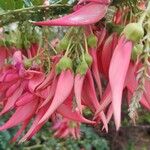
[0,0,150,142]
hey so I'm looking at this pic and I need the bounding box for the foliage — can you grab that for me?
[0,117,109,150]
[0,1,150,150]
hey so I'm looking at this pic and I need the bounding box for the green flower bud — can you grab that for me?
[80,53,93,67]
[56,37,69,51]
[123,23,144,42]
[83,107,93,116]
[24,59,32,69]
[84,53,93,66]
[76,61,89,75]
[87,34,98,48]
[69,121,77,128]
[56,56,72,74]
[131,44,143,61]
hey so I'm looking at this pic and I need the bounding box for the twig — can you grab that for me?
[0,4,72,27]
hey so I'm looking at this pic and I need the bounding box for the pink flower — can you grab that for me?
[37,69,74,124]
[74,74,85,113]
[34,2,109,26]
[109,36,133,130]
[52,117,81,139]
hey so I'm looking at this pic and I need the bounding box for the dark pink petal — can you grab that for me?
[102,33,118,77]
[6,80,21,97]
[57,103,95,124]
[102,104,113,130]
[36,68,55,90]
[11,119,30,142]
[36,85,51,99]
[0,68,17,82]
[4,73,19,82]
[95,84,111,116]
[82,70,108,131]
[38,77,57,108]
[0,82,26,115]
[90,49,102,97]
[27,71,45,93]
[19,104,49,142]
[96,28,107,47]
[74,74,85,113]
[29,43,39,58]
[0,81,16,92]
[15,92,35,106]
[106,104,113,123]
[82,70,100,110]
[0,100,38,131]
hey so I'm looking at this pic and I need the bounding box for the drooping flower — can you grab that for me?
[33,2,109,26]
[38,69,74,124]
[52,117,81,139]
[109,36,133,130]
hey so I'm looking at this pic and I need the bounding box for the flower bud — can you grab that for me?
[123,23,144,42]
[131,44,143,61]
[56,56,72,74]
[80,53,93,67]
[76,61,89,75]
[56,37,69,51]
[24,59,32,69]
[84,53,93,66]
[87,34,98,48]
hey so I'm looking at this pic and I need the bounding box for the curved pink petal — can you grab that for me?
[90,49,102,97]
[0,82,26,116]
[15,92,35,106]
[102,33,118,77]
[6,80,21,97]
[34,3,108,26]
[0,100,38,131]
[28,71,45,93]
[19,104,49,142]
[38,70,74,124]
[57,103,95,124]
[11,119,30,142]
[109,36,132,130]
[74,74,85,113]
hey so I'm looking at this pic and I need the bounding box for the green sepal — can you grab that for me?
[24,59,32,69]
[56,56,73,74]
[56,37,69,52]
[123,23,144,42]
[76,61,89,75]
[87,34,98,48]
[131,44,143,61]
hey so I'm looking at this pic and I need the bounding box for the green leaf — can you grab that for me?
[0,0,15,10]
[32,0,44,5]
[14,0,24,9]
[0,0,23,10]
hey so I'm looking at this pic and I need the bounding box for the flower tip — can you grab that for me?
[116,123,120,131]
[18,139,26,144]
[102,126,108,133]
[38,117,46,125]
[29,20,36,24]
